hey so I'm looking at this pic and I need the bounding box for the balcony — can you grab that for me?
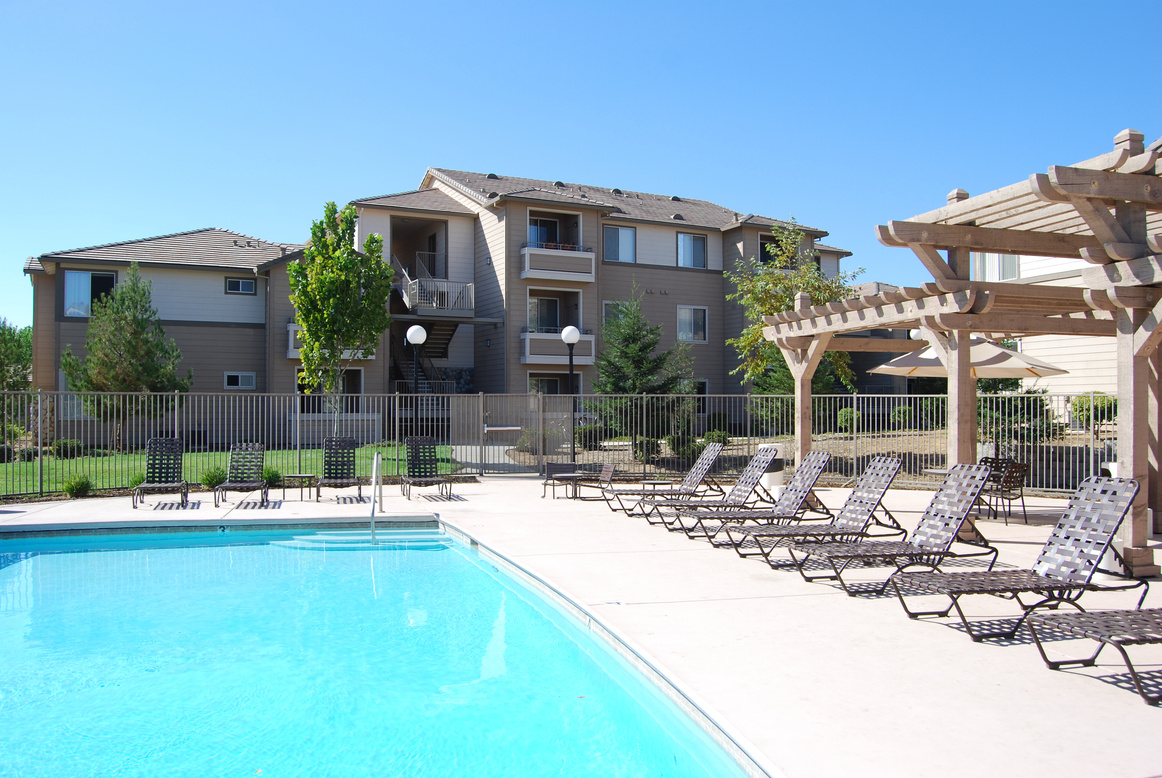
[520,242,596,283]
[520,329,595,365]
[392,254,474,316]
[287,324,374,360]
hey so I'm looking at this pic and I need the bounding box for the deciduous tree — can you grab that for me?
[288,202,393,394]
[0,318,31,392]
[725,223,862,393]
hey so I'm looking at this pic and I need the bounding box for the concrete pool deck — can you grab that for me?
[2,477,1160,778]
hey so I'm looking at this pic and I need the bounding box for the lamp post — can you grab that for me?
[561,326,580,464]
[406,325,427,394]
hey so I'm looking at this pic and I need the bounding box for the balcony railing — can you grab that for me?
[520,243,596,282]
[520,330,595,365]
[407,278,474,313]
[521,241,592,252]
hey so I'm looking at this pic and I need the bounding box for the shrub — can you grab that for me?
[1071,392,1117,428]
[262,465,282,488]
[837,407,862,432]
[889,405,912,429]
[18,446,39,462]
[128,472,146,489]
[665,433,703,461]
[200,466,227,489]
[53,439,85,459]
[515,426,564,456]
[2,422,25,442]
[633,438,660,462]
[63,475,93,499]
[0,444,12,463]
[702,429,731,446]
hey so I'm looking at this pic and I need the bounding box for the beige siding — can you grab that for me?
[141,267,265,324]
[31,274,56,389]
[596,263,727,393]
[1019,269,1116,394]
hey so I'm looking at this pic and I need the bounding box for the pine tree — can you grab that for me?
[61,263,190,449]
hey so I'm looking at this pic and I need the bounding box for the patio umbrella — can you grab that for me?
[868,338,1068,378]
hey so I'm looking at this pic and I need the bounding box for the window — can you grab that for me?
[225,277,256,295]
[528,296,560,333]
[603,300,627,324]
[971,252,1021,282]
[63,270,116,317]
[224,372,256,390]
[296,369,362,412]
[694,379,709,413]
[677,306,708,343]
[529,376,561,394]
[677,233,707,269]
[528,217,559,247]
[603,225,635,262]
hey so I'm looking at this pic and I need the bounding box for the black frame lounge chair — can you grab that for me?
[214,442,268,507]
[316,436,360,501]
[401,436,451,500]
[132,437,188,508]
[601,442,724,514]
[891,476,1148,642]
[786,463,995,595]
[637,444,792,528]
[675,449,835,544]
[1026,607,1162,705]
[719,456,903,564]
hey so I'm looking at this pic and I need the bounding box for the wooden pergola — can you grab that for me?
[763,129,1162,577]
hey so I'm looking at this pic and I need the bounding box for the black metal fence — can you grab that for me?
[0,390,1118,498]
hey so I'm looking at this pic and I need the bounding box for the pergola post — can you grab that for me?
[922,324,977,465]
[1117,307,1161,577]
[781,293,830,464]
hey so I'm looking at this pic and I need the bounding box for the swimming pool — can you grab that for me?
[0,528,755,777]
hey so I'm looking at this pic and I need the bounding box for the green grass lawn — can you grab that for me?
[0,443,460,498]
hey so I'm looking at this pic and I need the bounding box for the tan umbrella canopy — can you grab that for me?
[868,338,1068,378]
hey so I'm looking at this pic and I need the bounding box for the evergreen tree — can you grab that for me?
[61,263,190,394]
[60,263,190,449]
[288,202,393,394]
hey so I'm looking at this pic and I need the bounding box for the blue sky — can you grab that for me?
[2,0,1159,327]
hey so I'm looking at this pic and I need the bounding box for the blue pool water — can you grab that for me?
[0,530,751,777]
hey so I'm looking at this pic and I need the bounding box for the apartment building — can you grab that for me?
[24,170,849,398]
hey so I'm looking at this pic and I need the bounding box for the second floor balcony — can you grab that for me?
[520,328,595,365]
[520,242,596,282]
[392,253,474,316]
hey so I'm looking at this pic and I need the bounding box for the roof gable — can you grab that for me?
[36,228,302,272]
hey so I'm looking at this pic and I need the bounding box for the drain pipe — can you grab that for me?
[370,451,382,544]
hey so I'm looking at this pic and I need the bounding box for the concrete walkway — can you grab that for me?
[2,478,1160,778]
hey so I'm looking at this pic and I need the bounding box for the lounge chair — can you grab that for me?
[316,436,360,501]
[786,463,995,594]
[1026,607,1162,705]
[575,463,616,501]
[643,447,827,532]
[601,442,724,514]
[213,442,268,507]
[132,437,188,508]
[719,455,903,564]
[673,449,835,543]
[890,476,1148,641]
[401,436,451,500]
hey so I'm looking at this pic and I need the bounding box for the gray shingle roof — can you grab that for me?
[815,243,853,257]
[350,189,475,215]
[24,257,44,273]
[427,168,827,235]
[36,228,303,272]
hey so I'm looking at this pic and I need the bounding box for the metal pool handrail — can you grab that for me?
[370,451,382,544]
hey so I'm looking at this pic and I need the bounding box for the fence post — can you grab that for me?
[37,389,43,496]
[173,390,180,442]
[641,393,647,481]
[394,392,400,477]
[478,391,485,477]
[295,387,302,475]
[537,392,544,475]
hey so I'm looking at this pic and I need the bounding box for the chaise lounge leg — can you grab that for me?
[890,577,956,620]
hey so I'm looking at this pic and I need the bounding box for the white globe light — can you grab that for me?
[560,325,581,345]
[406,325,428,345]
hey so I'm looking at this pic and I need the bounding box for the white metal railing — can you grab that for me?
[406,277,474,311]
